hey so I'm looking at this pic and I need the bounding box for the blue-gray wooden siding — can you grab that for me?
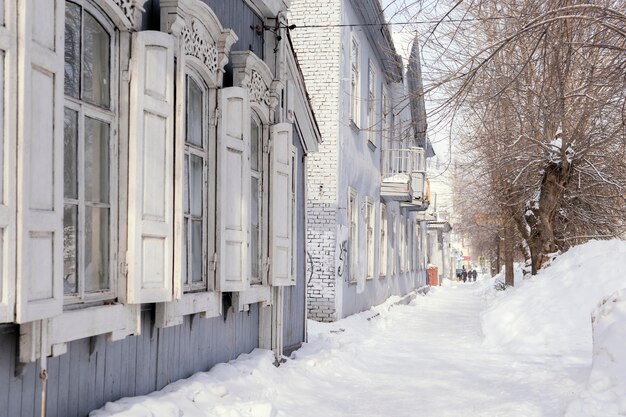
[0,3,307,417]
[283,128,307,354]
[201,0,264,56]
[0,306,259,417]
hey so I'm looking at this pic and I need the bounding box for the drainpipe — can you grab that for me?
[39,320,48,417]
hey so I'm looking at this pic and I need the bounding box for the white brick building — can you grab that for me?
[290,0,431,321]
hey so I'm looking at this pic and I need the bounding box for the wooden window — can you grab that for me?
[269,123,295,286]
[250,113,263,285]
[381,86,389,171]
[391,214,397,275]
[400,217,407,272]
[365,200,374,278]
[0,3,16,323]
[127,30,175,303]
[183,74,208,292]
[379,204,387,277]
[217,87,250,292]
[348,189,358,282]
[367,62,376,144]
[63,1,117,304]
[350,34,360,126]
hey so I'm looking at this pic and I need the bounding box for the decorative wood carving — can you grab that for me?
[249,70,271,106]
[113,0,138,24]
[181,20,219,74]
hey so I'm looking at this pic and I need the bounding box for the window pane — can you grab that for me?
[251,177,260,282]
[183,155,190,215]
[186,77,203,146]
[63,204,78,295]
[84,206,109,292]
[183,218,189,286]
[64,2,81,98]
[64,108,78,199]
[250,119,260,171]
[82,11,110,108]
[189,154,203,217]
[190,220,203,283]
[84,117,109,203]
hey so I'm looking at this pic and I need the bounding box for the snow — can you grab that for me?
[481,239,626,359]
[382,173,410,183]
[90,240,626,417]
[565,288,626,417]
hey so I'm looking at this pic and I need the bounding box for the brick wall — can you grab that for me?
[290,0,342,322]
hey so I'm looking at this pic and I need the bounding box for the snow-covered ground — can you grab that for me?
[91,240,626,417]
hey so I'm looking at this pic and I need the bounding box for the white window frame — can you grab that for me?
[182,71,210,293]
[367,61,376,144]
[154,0,238,327]
[400,217,407,273]
[0,2,16,323]
[380,85,389,170]
[350,34,360,126]
[348,188,358,283]
[379,204,387,277]
[20,0,142,361]
[291,146,297,280]
[365,199,374,278]
[249,110,268,287]
[63,0,119,306]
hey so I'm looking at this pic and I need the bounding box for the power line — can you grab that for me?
[290,16,519,29]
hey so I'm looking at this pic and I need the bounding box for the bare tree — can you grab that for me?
[390,0,626,273]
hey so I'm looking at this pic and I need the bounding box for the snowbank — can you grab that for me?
[565,288,626,417]
[481,239,626,358]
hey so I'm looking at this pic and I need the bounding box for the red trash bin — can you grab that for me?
[427,266,439,286]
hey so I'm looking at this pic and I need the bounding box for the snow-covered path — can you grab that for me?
[286,283,586,417]
[93,282,589,417]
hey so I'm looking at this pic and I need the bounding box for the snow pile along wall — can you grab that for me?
[565,288,626,417]
[480,239,626,357]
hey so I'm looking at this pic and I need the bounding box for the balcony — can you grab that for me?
[381,147,429,210]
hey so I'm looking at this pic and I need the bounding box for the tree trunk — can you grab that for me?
[525,160,572,273]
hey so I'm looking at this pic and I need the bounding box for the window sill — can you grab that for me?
[20,303,140,361]
[232,285,271,312]
[155,291,221,328]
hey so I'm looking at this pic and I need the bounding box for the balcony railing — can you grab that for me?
[381,147,428,209]
[383,146,426,178]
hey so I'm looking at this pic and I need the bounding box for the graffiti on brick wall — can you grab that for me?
[335,224,349,280]
[307,251,314,285]
[337,239,348,278]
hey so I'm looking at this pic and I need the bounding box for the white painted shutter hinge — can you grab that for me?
[121,259,129,279]
[123,59,132,82]
[210,252,218,272]
[211,107,220,127]
[265,257,271,274]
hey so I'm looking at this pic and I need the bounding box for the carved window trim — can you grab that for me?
[230,51,279,123]
[160,0,238,87]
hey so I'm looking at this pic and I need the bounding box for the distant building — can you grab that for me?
[290,0,431,321]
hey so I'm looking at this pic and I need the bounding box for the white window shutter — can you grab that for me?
[217,87,250,292]
[269,123,294,286]
[0,4,16,323]
[127,31,176,303]
[15,2,64,323]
